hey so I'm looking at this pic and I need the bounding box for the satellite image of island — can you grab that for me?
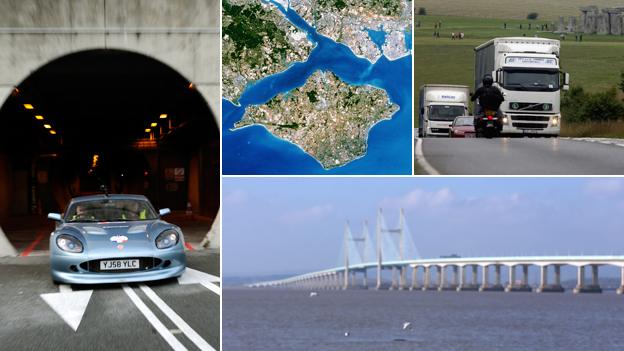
[222,0,412,174]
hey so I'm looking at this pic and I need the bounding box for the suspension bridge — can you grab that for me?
[248,209,624,294]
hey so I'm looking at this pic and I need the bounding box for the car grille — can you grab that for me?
[431,128,449,134]
[512,122,546,130]
[510,115,550,122]
[80,257,163,273]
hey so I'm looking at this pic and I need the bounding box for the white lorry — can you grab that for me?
[418,84,470,137]
[474,37,570,136]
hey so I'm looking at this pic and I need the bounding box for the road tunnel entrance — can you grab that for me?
[0,49,220,253]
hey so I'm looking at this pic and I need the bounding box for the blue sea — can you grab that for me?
[222,2,412,175]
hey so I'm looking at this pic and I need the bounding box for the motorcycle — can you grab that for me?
[474,108,503,139]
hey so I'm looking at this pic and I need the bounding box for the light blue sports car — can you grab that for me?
[47,194,186,284]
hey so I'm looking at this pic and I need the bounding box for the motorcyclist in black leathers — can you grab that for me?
[471,74,504,133]
[471,74,504,113]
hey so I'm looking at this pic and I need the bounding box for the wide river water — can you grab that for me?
[223,288,624,350]
[222,2,412,175]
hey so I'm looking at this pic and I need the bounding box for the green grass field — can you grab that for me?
[414,15,624,126]
[415,0,624,20]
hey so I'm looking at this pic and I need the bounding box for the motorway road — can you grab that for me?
[0,251,220,351]
[417,137,624,175]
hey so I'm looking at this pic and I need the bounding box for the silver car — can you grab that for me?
[48,194,186,284]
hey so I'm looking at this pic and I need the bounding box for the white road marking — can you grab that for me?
[414,138,440,175]
[122,284,188,351]
[178,268,221,296]
[140,284,216,351]
[40,284,92,332]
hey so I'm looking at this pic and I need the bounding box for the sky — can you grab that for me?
[223,177,624,276]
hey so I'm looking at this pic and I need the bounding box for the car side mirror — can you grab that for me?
[159,208,171,216]
[48,213,62,222]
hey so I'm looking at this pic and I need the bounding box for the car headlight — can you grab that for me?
[156,230,179,249]
[502,116,508,124]
[56,234,83,253]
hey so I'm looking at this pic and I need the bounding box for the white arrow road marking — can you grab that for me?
[178,268,221,296]
[40,284,93,332]
[139,284,216,351]
[122,284,188,351]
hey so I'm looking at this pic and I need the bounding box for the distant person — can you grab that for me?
[451,32,456,40]
[504,22,507,29]
[560,33,566,40]
[520,24,523,29]
[438,20,442,29]
[471,74,504,118]
[528,23,531,30]
[459,32,465,39]
[579,33,583,42]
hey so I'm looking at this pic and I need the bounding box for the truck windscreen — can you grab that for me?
[429,105,465,121]
[502,69,559,92]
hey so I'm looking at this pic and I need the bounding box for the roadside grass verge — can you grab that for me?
[561,120,624,138]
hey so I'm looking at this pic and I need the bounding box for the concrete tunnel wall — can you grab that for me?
[0,0,220,122]
[0,0,221,255]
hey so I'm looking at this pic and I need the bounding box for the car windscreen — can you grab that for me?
[454,117,474,126]
[65,199,158,222]
[429,105,465,121]
[502,69,559,92]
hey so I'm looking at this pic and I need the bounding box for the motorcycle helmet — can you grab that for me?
[483,74,493,87]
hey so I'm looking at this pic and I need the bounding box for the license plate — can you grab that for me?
[100,259,140,270]
[523,129,539,134]
[465,132,476,138]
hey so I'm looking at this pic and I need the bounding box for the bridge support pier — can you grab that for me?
[410,266,421,291]
[535,264,564,293]
[389,267,398,290]
[506,265,532,292]
[617,267,624,295]
[399,266,407,290]
[422,266,436,291]
[439,265,458,291]
[362,269,368,289]
[574,265,602,293]
[457,265,479,291]
[480,264,504,292]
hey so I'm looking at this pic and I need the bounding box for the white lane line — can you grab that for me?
[58,284,72,293]
[415,138,440,175]
[199,281,221,296]
[140,284,216,351]
[122,284,188,351]
[178,268,221,295]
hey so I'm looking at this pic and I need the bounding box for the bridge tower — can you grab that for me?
[343,221,350,290]
[376,208,383,289]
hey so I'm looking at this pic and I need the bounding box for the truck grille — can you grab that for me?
[510,115,550,122]
[512,122,546,129]
[431,128,449,134]
[509,102,552,111]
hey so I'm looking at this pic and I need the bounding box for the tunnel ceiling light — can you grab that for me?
[43,124,52,129]
[160,114,168,119]
[145,128,151,133]
[23,103,34,110]
[49,130,57,135]
[35,115,44,120]
[150,122,158,127]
